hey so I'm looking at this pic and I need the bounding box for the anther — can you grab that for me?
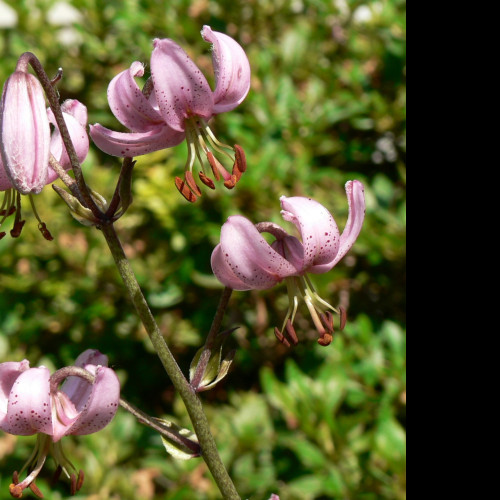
[231,146,246,183]
[38,222,54,241]
[185,171,202,197]
[175,177,198,203]
[285,319,299,346]
[199,172,216,189]
[10,220,26,238]
[207,152,221,181]
[9,484,23,499]
[70,474,77,496]
[0,232,6,240]
[223,175,237,189]
[339,306,347,330]
[29,481,44,498]
[318,332,333,347]
[320,311,334,333]
[274,327,291,348]
[76,470,85,492]
[0,206,16,216]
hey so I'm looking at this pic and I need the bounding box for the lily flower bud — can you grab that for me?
[0,70,51,195]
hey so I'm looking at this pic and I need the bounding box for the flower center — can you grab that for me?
[274,275,346,347]
[175,117,246,202]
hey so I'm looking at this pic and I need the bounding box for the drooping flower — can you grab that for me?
[0,350,120,498]
[0,55,89,239]
[211,181,366,346]
[90,25,251,202]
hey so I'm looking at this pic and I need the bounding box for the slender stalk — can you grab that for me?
[100,223,240,500]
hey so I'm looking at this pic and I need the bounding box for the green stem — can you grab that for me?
[100,223,240,500]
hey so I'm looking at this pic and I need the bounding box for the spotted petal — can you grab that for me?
[215,215,298,290]
[64,366,120,438]
[60,349,109,410]
[211,244,251,290]
[201,26,251,114]
[90,122,185,157]
[280,196,340,273]
[328,180,366,268]
[0,360,30,424]
[107,61,164,132]
[151,38,214,132]
[2,367,53,436]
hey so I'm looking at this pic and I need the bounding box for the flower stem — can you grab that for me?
[100,223,240,499]
[20,52,101,218]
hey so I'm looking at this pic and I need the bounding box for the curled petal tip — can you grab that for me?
[201,26,251,114]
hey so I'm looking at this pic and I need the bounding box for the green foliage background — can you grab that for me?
[0,0,406,498]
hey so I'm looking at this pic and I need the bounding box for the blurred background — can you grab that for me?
[0,0,406,499]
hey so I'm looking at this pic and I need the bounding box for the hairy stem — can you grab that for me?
[100,223,240,499]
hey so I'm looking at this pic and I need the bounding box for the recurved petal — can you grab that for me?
[65,366,120,438]
[51,391,79,442]
[280,196,340,273]
[2,367,53,436]
[0,72,51,195]
[47,108,89,176]
[217,215,297,289]
[328,180,365,268]
[0,360,30,422]
[211,244,252,290]
[90,123,185,157]
[61,99,88,128]
[108,61,164,132]
[201,26,251,114]
[60,350,108,412]
[151,38,214,131]
[271,235,305,272]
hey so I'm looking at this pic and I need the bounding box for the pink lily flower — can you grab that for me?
[211,181,366,346]
[90,25,251,202]
[0,58,89,239]
[0,350,120,498]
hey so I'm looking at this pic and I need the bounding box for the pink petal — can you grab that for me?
[280,196,340,273]
[61,99,88,128]
[211,244,252,290]
[0,72,51,195]
[65,366,120,438]
[217,215,297,290]
[201,26,251,114]
[151,38,214,131]
[0,155,13,190]
[0,360,30,424]
[60,350,108,411]
[328,180,365,268]
[2,367,53,436]
[51,391,79,442]
[271,235,305,273]
[107,61,164,132]
[90,123,185,157]
[46,108,89,179]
